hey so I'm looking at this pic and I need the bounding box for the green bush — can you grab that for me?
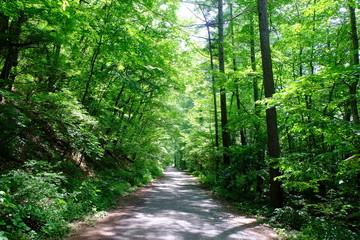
[297,217,360,240]
[0,91,30,163]
[31,90,104,162]
[90,170,131,209]
[0,161,69,239]
[0,160,155,239]
[198,171,217,187]
[268,206,308,230]
[65,179,100,220]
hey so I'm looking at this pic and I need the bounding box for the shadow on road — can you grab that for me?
[68,167,278,240]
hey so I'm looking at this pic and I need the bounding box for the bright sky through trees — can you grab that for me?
[178,2,196,19]
[177,1,208,43]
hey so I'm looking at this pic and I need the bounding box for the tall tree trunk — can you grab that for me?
[0,13,25,90]
[205,16,220,152]
[209,33,221,170]
[113,82,126,116]
[348,1,359,124]
[0,13,9,53]
[230,3,247,146]
[257,0,283,208]
[250,14,259,105]
[199,4,221,169]
[47,44,62,92]
[218,0,231,165]
[250,13,263,147]
[82,36,102,105]
[250,13,265,194]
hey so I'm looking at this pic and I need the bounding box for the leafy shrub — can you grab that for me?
[32,90,104,160]
[65,178,101,221]
[0,160,147,239]
[0,91,31,163]
[268,206,308,230]
[89,169,131,209]
[298,217,360,240]
[234,200,271,217]
[0,161,69,239]
[198,171,217,188]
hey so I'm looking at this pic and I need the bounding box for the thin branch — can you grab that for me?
[229,5,257,21]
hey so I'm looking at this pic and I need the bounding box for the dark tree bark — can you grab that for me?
[0,14,25,90]
[348,1,359,124]
[47,44,62,92]
[82,36,103,104]
[205,14,220,152]
[218,0,231,165]
[250,14,259,106]
[257,0,283,208]
[0,13,9,53]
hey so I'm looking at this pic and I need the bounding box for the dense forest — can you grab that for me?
[0,0,359,239]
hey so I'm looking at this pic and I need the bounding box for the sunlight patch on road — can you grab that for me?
[70,167,278,240]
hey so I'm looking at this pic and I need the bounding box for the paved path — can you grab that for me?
[68,167,278,240]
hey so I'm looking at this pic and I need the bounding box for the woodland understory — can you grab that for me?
[0,0,359,239]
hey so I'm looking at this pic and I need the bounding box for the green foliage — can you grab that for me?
[65,179,100,220]
[268,206,308,230]
[32,90,104,161]
[235,200,271,217]
[205,146,268,201]
[197,171,217,188]
[297,217,360,240]
[0,159,164,239]
[0,0,188,239]
[178,0,360,238]
[0,91,31,164]
[0,161,68,239]
[0,85,169,239]
[1,0,360,238]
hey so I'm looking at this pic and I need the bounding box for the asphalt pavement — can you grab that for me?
[68,167,278,240]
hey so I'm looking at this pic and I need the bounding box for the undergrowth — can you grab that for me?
[195,169,360,240]
[0,90,164,240]
[0,160,161,240]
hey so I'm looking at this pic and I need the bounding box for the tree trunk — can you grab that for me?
[0,13,9,53]
[205,15,220,152]
[250,14,259,106]
[348,1,359,124]
[113,82,126,116]
[218,0,231,165]
[230,3,247,146]
[47,44,62,92]
[199,3,220,169]
[0,14,25,90]
[257,0,283,208]
[82,36,102,105]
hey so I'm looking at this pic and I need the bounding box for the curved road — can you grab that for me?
[69,167,278,240]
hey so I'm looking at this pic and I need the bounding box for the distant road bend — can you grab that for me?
[68,167,278,240]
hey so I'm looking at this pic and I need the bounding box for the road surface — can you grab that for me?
[68,167,278,240]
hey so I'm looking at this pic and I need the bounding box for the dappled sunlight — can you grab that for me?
[72,167,277,240]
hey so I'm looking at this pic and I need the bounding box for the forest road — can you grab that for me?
[67,167,278,240]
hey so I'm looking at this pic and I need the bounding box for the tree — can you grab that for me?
[229,2,247,146]
[199,4,220,153]
[0,13,25,89]
[218,0,231,165]
[257,0,283,208]
[348,0,359,124]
